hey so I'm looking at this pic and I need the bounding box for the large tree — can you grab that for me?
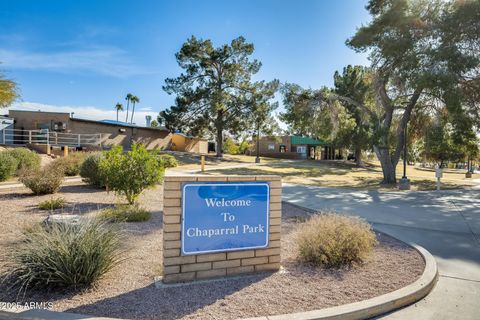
[0,69,19,108]
[160,36,265,157]
[343,0,480,183]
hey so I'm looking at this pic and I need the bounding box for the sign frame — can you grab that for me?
[181,181,270,256]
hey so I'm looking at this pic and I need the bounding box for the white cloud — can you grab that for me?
[5,101,159,127]
[0,46,154,78]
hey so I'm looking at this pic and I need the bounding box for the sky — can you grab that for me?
[0,0,371,126]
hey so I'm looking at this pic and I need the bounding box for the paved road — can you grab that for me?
[283,184,480,320]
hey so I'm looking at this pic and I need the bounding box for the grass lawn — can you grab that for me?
[201,159,479,191]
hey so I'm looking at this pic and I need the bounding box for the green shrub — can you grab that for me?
[99,204,151,222]
[7,148,41,172]
[223,137,239,155]
[50,152,87,176]
[100,144,165,204]
[38,197,66,210]
[158,154,178,168]
[0,152,18,181]
[80,152,105,187]
[19,166,64,195]
[296,213,377,268]
[3,219,123,292]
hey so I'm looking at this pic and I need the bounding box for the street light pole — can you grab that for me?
[255,122,260,163]
[399,122,411,190]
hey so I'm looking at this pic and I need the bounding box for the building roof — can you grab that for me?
[290,135,327,146]
[71,117,169,132]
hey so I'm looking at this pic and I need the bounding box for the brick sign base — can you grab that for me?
[162,175,282,283]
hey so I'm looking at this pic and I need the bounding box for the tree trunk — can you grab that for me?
[215,110,224,158]
[374,145,397,184]
[355,147,364,167]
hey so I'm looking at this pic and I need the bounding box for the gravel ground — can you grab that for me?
[0,184,425,320]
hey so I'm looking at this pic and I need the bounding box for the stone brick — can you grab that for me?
[226,176,256,181]
[270,225,281,233]
[270,195,282,204]
[196,268,226,279]
[255,248,281,257]
[270,217,281,226]
[163,181,181,191]
[163,255,196,266]
[213,259,241,269]
[270,188,282,196]
[164,232,180,241]
[270,202,281,211]
[162,272,195,283]
[163,215,181,224]
[196,253,227,262]
[270,210,282,218]
[163,240,181,249]
[269,255,281,263]
[164,198,181,207]
[241,256,268,266]
[269,233,281,241]
[181,262,212,273]
[163,223,181,232]
[197,176,228,182]
[164,190,181,199]
[268,180,282,189]
[256,175,281,181]
[163,265,180,275]
[163,207,181,216]
[163,248,180,258]
[269,240,281,248]
[165,176,197,182]
[255,263,281,272]
[227,250,255,260]
[227,266,254,275]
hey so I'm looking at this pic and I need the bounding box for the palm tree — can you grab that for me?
[130,95,140,124]
[125,93,133,123]
[115,102,123,122]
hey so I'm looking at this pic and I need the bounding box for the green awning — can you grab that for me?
[290,136,327,146]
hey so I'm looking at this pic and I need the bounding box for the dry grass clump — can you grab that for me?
[296,213,377,268]
[50,152,87,176]
[99,204,151,222]
[2,219,124,294]
[38,197,66,210]
[19,166,64,195]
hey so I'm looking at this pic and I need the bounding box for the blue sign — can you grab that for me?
[181,182,270,255]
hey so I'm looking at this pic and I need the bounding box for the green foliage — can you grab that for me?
[38,197,66,210]
[238,139,251,154]
[50,152,87,176]
[223,137,240,155]
[99,204,151,222]
[7,148,41,172]
[150,119,159,127]
[3,219,123,292]
[297,213,377,268]
[0,152,18,181]
[80,152,106,187]
[160,36,277,157]
[100,144,164,204]
[158,154,178,168]
[19,166,64,195]
[0,71,19,108]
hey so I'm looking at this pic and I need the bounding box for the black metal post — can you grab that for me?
[255,123,260,163]
[402,123,407,179]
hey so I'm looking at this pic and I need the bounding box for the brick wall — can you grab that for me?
[162,175,282,283]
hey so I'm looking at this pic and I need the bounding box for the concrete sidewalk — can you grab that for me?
[283,184,480,319]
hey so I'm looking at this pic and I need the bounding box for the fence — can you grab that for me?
[0,128,102,147]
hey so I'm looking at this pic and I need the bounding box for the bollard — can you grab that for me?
[201,155,205,172]
[46,144,51,155]
[63,146,69,157]
[435,168,443,191]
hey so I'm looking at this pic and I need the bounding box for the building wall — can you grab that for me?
[171,134,208,154]
[253,136,309,159]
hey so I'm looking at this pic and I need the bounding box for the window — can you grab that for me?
[296,146,306,153]
[268,144,275,151]
[279,145,286,152]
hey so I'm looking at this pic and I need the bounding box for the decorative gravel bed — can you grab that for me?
[0,183,425,320]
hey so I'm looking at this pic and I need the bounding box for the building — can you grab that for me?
[252,135,338,160]
[7,110,171,150]
[0,116,14,144]
[171,133,208,154]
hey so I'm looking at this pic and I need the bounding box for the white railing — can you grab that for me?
[0,128,102,147]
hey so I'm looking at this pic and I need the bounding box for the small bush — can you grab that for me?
[0,152,18,181]
[50,152,87,176]
[19,166,64,195]
[296,213,377,268]
[80,152,105,187]
[7,148,41,172]
[99,204,151,222]
[3,219,124,292]
[158,154,178,168]
[100,144,165,204]
[38,197,66,210]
